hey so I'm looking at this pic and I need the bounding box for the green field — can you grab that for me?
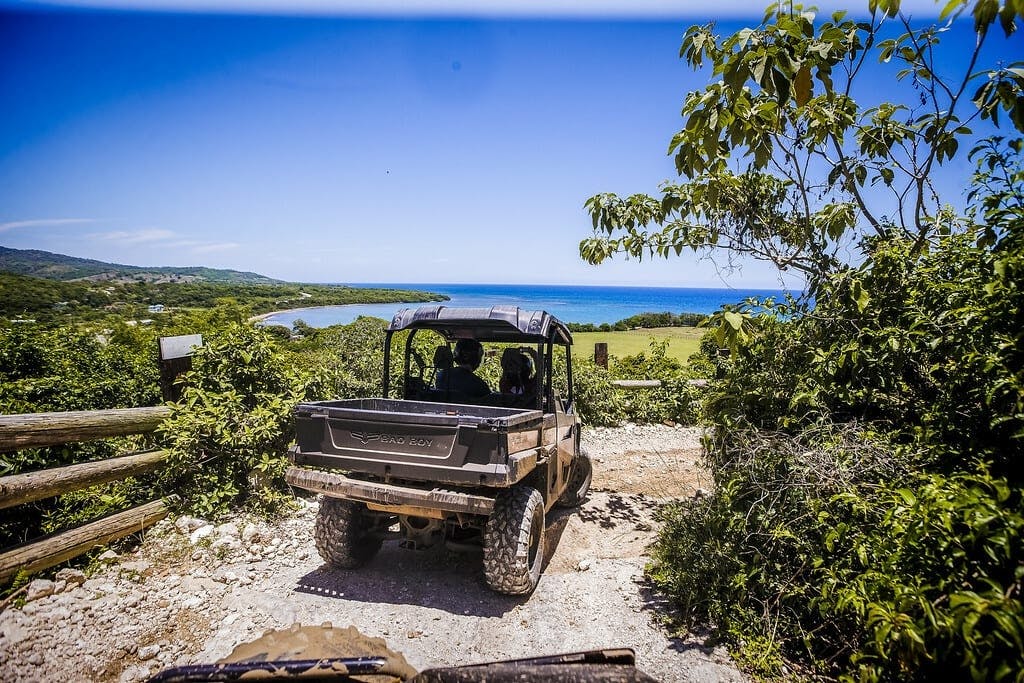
[571,327,704,364]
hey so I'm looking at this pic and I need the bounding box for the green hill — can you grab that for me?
[0,246,280,284]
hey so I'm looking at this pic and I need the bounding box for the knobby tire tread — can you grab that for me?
[482,485,544,595]
[556,449,593,508]
[314,497,382,569]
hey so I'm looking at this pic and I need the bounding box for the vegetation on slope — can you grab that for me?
[0,271,446,323]
[0,246,280,283]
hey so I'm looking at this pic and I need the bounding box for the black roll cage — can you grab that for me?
[380,306,574,411]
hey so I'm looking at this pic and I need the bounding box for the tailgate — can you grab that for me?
[291,399,545,486]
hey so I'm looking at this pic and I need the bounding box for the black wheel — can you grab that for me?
[556,449,593,508]
[482,485,545,595]
[314,496,383,569]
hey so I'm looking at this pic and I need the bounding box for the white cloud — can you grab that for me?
[0,218,96,233]
[9,0,950,18]
[191,242,240,253]
[89,228,177,244]
[81,229,238,254]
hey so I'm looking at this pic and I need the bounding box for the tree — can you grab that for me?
[579,3,1024,679]
[579,1,1023,288]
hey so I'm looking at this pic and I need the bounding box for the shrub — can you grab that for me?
[650,225,1024,679]
[561,355,625,426]
[608,339,705,424]
[0,322,161,548]
[159,323,325,516]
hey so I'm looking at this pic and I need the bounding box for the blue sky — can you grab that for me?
[0,1,1019,288]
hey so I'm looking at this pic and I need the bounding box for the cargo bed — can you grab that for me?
[289,398,551,488]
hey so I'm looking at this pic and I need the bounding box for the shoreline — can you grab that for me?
[248,304,388,325]
[248,300,443,325]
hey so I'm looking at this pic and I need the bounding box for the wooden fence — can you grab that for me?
[0,406,173,582]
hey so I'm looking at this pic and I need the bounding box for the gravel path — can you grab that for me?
[0,424,742,683]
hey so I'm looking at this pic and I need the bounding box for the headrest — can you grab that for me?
[454,338,484,368]
[501,347,526,374]
[433,345,454,369]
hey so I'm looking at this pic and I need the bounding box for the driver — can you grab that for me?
[437,338,490,399]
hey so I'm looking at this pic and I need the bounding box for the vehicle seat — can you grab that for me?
[432,345,454,387]
[423,344,456,403]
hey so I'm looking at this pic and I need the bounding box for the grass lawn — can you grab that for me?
[572,327,705,364]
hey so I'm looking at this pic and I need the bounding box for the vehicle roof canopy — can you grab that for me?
[387,306,573,345]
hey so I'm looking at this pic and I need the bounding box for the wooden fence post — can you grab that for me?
[594,342,608,369]
[158,334,202,402]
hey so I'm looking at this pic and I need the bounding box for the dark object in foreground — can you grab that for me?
[146,625,655,681]
[149,648,658,683]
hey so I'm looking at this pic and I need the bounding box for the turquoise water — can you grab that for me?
[259,283,792,327]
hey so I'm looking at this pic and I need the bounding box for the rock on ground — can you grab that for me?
[0,424,742,683]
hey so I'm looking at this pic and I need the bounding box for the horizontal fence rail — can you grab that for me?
[0,449,168,510]
[0,406,174,583]
[609,379,709,389]
[0,406,172,453]
[0,498,173,582]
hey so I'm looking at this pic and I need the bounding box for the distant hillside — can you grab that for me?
[0,246,280,284]
[0,270,446,323]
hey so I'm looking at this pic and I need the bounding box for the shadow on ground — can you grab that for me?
[577,492,661,530]
[634,567,721,657]
[294,508,573,618]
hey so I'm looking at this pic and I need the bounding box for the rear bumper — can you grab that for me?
[288,445,539,488]
[285,466,495,515]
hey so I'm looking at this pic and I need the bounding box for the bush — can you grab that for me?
[650,225,1024,679]
[561,355,624,426]
[159,323,325,516]
[0,322,161,548]
[606,339,706,424]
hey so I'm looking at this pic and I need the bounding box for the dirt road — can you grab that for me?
[0,424,742,683]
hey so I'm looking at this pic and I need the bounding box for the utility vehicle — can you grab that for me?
[285,306,592,595]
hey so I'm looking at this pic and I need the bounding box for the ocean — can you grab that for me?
[258,283,792,328]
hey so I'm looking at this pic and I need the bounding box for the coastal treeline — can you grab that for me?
[0,271,445,323]
[567,311,706,332]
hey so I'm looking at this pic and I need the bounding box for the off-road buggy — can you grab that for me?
[285,306,592,595]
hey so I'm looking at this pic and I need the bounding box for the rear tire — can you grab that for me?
[556,449,593,508]
[482,485,545,595]
[314,497,383,569]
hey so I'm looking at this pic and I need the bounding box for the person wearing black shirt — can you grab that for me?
[435,338,490,399]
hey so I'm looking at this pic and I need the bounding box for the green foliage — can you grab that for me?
[562,355,625,427]
[651,428,1024,681]
[0,270,445,324]
[580,1,1024,286]
[598,6,1024,677]
[304,317,391,400]
[609,339,703,424]
[823,473,1024,682]
[568,311,707,332]
[0,321,162,548]
[649,142,1024,679]
[0,245,280,282]
[159,323,325,517]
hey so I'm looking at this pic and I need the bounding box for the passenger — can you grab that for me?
[499,348,533,395]
[432,344,454,388]
[437,338,490,399]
